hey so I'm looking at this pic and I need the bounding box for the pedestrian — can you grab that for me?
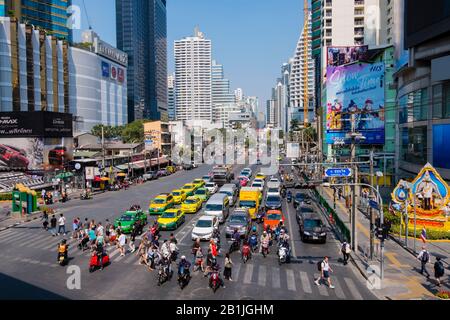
[41,189,46,202]
[224,253,233,281]
[57,214,66,236]
[42,210,49,230]
[341,241,351,265]
[83,218,90,234]
[96,222,104,237]
[118,231,127,256]
[338,187,343,200]
[194,246,205,272]
[417,246,431,278]
[192,238,201,264]
[169,233,178,244]
[72,217,79,239]
[434,257,445,287]
[50,215,57,236]
[315,256,335,289]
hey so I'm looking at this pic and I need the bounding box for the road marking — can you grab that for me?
[29,260,40,264]
[286,269,296,291]
[314,274,330,296]
[41,238,64,250]
[344,277,363,300]
[26,234,55,248]
[108,249,121,259]
[123,252,139,264]
[113,253,126,262]
[243,263,254,284]
[0,232,31,244]
[332,277,346,299]
[258,265,267,287]
[299,271,312,294]
[285,200,297,258]
[233,263,241,281]
[271,267,281,289]
[0,230,16,239]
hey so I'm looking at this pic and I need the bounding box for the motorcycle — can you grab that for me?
[178,266,191,290]
[228,237,240,254]
[157,263,173,286]
[80,192,92,200]
[287,192,292,203]
[241,244,251,263]
[249,234,258,252]
[261,239,270,258]
[256,211,265,224]
[58,251,68,266]
[89,252,110,272]
[209,270,221,293]
[278,244,290,265]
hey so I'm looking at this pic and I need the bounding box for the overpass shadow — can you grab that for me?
[0,273,67,300]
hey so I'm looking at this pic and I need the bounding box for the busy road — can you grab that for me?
[0,162,377,300]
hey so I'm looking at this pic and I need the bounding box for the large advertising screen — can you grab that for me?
[0,112,72,138]
[327,46,369,67]
[0,138,73,171]
[326,62,385,145]
[433,124,450,170]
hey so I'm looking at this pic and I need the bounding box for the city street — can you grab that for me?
[0,163,376,300]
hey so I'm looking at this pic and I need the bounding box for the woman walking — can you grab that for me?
[224,253,233,281]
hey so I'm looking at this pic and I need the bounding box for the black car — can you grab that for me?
[297,212,327,243]
[264,194,282,211]
[293,192,311,209]
[295,205,314,223]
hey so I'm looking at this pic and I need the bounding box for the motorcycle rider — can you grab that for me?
[178,256,191,281]
[241,240,251,260]
[209,263,225,289]
[249,226,258,251]
[160,239,171,260]
[231,228,241,252]
[57,239,68,263]
[260,231,270,256]
[287,190,293,202]
[169,240,179,262]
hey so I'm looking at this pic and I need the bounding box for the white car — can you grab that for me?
[242,167,253,177]
[251,181,264,192]
[191,216,219,241]
[269,177,280,183]
[205,182,218,194]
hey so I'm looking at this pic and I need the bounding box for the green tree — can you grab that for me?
[290,119,300,133]
[121,120,145,143]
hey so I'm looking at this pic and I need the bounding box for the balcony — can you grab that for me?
[355,0,364,6]
[354,9,364,16]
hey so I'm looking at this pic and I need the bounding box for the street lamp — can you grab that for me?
[323,182,385,280]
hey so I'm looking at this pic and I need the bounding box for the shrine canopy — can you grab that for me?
[411,163,449,209]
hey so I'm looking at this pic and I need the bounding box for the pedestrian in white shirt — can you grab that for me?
[118,232,127,256]
[315,256,335,289]
[57,214,66,236]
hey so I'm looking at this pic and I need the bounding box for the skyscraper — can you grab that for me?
[212,60,235,108]
[290,12,315,124]
[234,88,243,102]
[116,0,168,122]
[174,28,212,121]
[5,0,72,42]
[167,74,176,121]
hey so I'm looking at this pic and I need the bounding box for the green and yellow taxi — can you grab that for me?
[182,183,197,196]
[194,187,210,203]
[157,208,185,231]
[181,196,203,214]
[149,193,175,215]
[171,189,187,204]
[192,178,206,189]
[114,210,147,234]
[255,173,266,181]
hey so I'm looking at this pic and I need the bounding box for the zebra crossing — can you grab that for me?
[0,229,368,300]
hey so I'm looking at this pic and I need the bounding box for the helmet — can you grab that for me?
[181,255,186,260]
[252,226,257,232]
[263,231,267,235]
[61,239,67,244]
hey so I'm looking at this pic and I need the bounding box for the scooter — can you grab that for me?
[80,192,92,200]
[209,270,221,293]
[241,244,251,263]
[157,263,173,286]
[228,238,240,254]
[287,192,292,203]
[261,240,270,258]
[89,252,110,273]
[249,234,258,252]
[58,251,68,266]
[178,266,191,290]
[256,211,265,224]
[278,244,290,265]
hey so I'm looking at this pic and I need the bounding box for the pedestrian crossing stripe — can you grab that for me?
[344,277,363,300]
[299,271,312,294]
[286,269,296,291]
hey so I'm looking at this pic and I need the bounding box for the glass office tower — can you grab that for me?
[116,0,168,122]
[6,0,72,42]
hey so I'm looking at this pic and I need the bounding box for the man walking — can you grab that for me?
[315,256,335,289]
[341,241,351,265]
[50,215,57,236]
[57,214,66,236]
[417,246,431,278]
[434,257,445,287]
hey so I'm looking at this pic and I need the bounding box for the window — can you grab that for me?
[401,126,427,165]
[444,83,450,118]
[432,84,443,119]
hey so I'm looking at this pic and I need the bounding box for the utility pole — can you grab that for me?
[101,126,105,175]
[350,113,358,252]
[369,149,374,259]
[302,0,310,127]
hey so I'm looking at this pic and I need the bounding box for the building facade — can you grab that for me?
[69,31,128,134]
[290,13,315,124]
[5,0,72,42]
[394,0,450,181]
[174,28,212,121]
[0,0,5,16]
[234,88,243,102]
[212,60,235,109]
[167,73,176,121]
[0,16,69,113]
[116,0,167,122]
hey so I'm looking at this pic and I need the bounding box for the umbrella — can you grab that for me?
[55,172,74,179]
[117,173,127,177]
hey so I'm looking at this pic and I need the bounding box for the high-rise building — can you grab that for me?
[174,28,212,121]
[234,88,243,102]
[266,100,275,126]
[5,0,73,42]
[212,60,235,108]
[167,74,176,121]
[290,13,315,124]
[0,0,5,16]
[116,0,168,122]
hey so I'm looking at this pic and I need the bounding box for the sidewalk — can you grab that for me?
[316,186,450,300]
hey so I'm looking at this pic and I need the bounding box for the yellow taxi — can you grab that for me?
[192,178,205,189]
[149,193,174,215]
[181,196,203,214]
[255,173,266,181]
[157,209,185,231]
[171,189,187,204]
[182,183,197,196]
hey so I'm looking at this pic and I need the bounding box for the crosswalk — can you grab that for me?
[0,228,368,299]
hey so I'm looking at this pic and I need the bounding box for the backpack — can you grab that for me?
[436,261,444,275]
[317,260,323,272]
[421,251,429,263]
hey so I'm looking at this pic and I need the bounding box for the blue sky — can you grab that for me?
[73,0,305,107]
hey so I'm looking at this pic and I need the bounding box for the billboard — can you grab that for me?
[0,112,73,138]
[0,137,73,171]
[327,46,369,67]
[118,68,125,83]
[101,61,110,78]
[326,62,385,145]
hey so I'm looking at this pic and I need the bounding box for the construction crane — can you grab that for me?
[302,0,310,127]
